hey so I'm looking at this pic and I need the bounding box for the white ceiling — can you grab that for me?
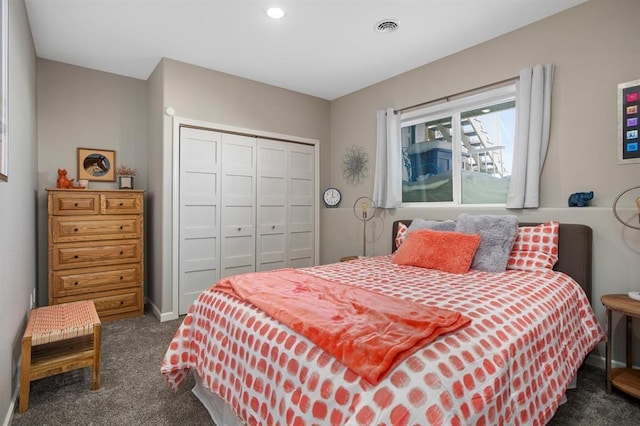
[24,0,586,101]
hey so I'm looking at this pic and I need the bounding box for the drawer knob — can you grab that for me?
[272,225,276,230]
[120,225,124,230]
[120,251,124,255]
[73,228,79,232]
[237,227,242,231]
[74,203,78,207]
[120,276,124,280]
[119,202,124,206]
[120,301,124,305]
[74,281,79,286]
[73,255,79,259]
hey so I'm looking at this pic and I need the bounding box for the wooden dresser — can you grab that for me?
[47,189,144,321]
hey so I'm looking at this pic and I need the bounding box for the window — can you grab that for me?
[400,85,516,205]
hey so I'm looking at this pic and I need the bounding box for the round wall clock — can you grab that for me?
[323,187,341,208]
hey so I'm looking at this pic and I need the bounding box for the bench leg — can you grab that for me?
[92,323,101,390]
[19,337,32,413]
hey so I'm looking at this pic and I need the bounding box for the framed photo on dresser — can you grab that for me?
[77,147,116,181]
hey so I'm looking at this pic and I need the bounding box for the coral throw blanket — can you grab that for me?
[215,268,470,385]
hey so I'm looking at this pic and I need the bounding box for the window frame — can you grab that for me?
[399,84,517,207]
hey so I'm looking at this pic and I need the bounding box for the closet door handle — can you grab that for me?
[237,227,242,231]
[272,225,276,230]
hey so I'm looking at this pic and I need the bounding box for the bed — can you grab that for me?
[162,219,604,425]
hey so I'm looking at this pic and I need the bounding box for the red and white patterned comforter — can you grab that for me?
[161,255,604,426]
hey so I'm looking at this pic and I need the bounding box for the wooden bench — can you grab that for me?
[19,300,101,413]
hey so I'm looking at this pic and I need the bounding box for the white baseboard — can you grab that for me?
[3,371,19,426]
[586,352,637,370]
[147,300,179,322]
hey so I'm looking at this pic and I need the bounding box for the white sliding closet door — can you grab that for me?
[288,143,315,268]
[221,134,257,277]
[176,124,316,316]
[256,139,316,270]
[178,128,221,315]
[256,139,288,271]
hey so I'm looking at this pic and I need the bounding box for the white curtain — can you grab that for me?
[373,108,402,208]
[506,64,555,209]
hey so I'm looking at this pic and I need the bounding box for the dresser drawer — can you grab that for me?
[51,264,142,297]
[50,215,142,243]
[51,239,142,270]
[101,193,143,214]
[52,287,143,321]
[50,192,100,215]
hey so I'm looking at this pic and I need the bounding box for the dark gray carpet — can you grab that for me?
[11,309,640,425]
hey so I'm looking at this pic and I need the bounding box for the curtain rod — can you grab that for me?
[395,75,519,115]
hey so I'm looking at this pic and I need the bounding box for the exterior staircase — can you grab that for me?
[434,118,505,177]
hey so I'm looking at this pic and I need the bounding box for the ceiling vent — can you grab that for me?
[374,19,399,34]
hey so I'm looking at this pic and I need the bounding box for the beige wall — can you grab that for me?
[148,58,331,317]
[1,0,37,421]
[36,59,148,190]
[326,0,640,366]
[35,59,148,307]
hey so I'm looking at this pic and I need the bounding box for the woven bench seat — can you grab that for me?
[19,300,101,413]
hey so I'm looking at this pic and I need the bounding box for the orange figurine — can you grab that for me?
[56,169,75,189]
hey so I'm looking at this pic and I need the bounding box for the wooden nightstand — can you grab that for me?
[340,256,359,262]
[601,293,640,398]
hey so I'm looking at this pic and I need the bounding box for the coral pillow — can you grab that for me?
[507,221,559,271]
[392,229,481,274]
[395,219,457,250]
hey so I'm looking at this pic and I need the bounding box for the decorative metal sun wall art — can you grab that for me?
[342,145,368,184]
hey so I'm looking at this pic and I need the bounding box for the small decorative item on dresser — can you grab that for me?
[116,165,137,189]
[56,168,75,189]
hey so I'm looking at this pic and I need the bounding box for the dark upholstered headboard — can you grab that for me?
[391,220,593,302]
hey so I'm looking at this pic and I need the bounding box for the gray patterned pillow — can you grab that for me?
[456,214,519,272]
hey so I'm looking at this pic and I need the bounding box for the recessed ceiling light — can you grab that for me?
[374,19,400,33]
[267,7,285,19]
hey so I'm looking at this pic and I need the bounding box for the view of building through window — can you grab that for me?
[401,89,516,205]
